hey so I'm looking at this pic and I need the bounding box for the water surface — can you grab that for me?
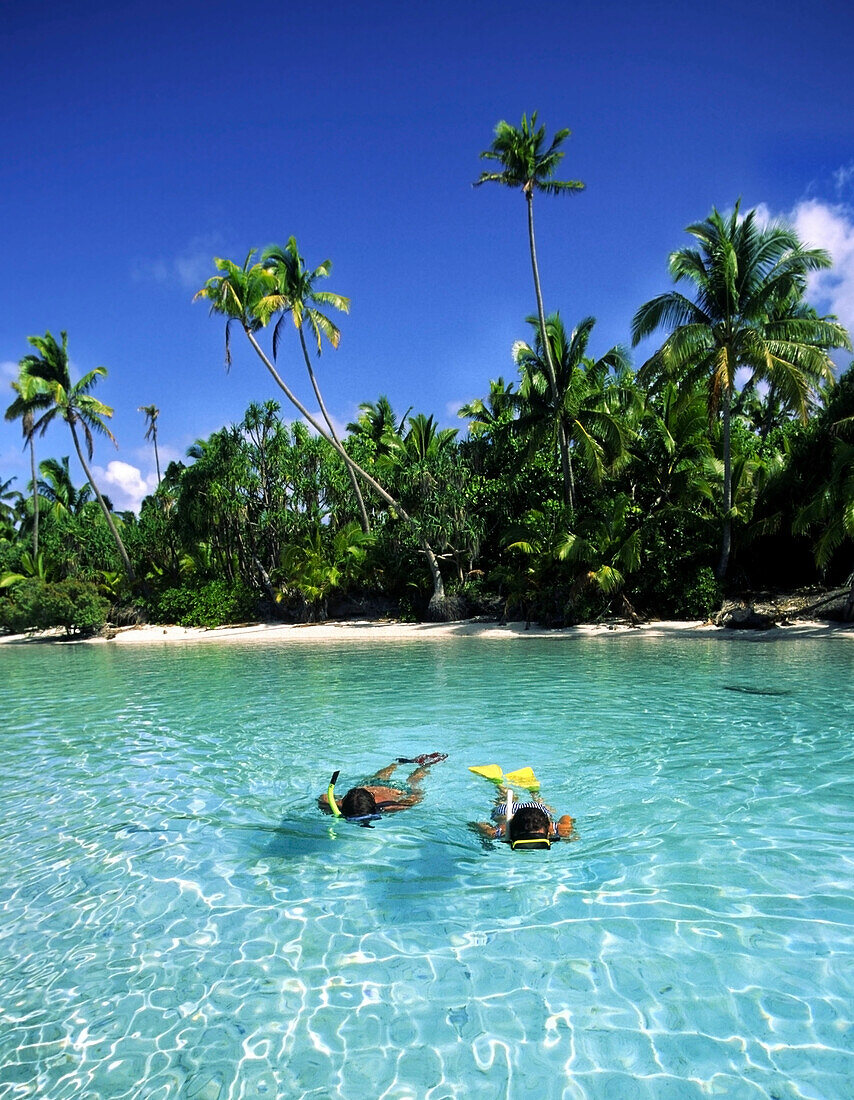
[1,635,852,1098]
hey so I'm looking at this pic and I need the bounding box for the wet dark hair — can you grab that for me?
[508,805,550,842]
[340,787,378,818]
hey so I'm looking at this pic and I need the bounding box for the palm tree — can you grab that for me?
[194,256,452,615]
[458,377,516,437]
[139,404,162,484]
[475,112,584,428]
[22,331,136,581]
[347,396,410,457]
[512,313,632,510]
[634,382,719,520]
[794,435,854,618]
[5,366,52,557]
[0,476,21,541]
[402,413,458,463]
[277,520,373,622]
[632,202,851,578]
[260,238,370,533]
[36,456,95,520]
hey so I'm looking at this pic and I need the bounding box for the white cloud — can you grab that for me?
[1,359,18,381]
[94,461,157,513]
[790,199,854,337]
[752,195,854,339]
[833,163,854,198]
[132,235,225,291]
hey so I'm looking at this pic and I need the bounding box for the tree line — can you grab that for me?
[2,114,852,635]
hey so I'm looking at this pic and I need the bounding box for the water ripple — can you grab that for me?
[1,636,852,1098]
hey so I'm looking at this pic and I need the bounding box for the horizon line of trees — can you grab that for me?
[2,113,853,635]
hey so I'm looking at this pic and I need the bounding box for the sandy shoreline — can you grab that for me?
[1,617,850,646]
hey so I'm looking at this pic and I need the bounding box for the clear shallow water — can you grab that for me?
[1,635,852,1100]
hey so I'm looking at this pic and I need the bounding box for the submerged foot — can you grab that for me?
[397,752,448,766]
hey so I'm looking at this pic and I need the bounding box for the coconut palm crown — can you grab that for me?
[21,330,135,580]
[631,201,851,577]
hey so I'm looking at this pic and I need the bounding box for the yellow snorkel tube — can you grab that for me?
[328,770,343,818]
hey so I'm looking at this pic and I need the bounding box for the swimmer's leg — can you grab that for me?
[367,762,401,783]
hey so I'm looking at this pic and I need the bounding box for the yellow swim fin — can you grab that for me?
[503,767,539,791]
[469,764,504,782]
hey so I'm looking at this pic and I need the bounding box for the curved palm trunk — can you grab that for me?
[28,434,39,558]
[526,188,574,511]
[153,428,162,485]
[564,436,576,510]
[717,387,733,580]
[244,329,447,608]
[297,326,371,534]
[68,419,136,582]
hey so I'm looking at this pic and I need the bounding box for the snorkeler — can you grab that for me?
[474,785,574,850]
[319,753,447,824]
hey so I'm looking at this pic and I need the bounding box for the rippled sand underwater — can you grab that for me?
[1,636,852,1099]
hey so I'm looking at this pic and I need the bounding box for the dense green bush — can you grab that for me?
[0,578,109,636]
[678,567,723,619]
[148,580,257,628]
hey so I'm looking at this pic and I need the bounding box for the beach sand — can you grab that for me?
[2,617,850,646]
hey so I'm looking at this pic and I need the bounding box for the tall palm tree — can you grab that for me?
[632,202,850,578]
[512,313,632,510]
[23,331,136,581]
[5,366,52,556]
[475,112,584,427]
[195,256,452,614]
[260,238,370,533]
[138,404,162,484]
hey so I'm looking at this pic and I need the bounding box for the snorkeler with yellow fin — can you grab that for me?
[469,764,573,850]
[468,764,540,790]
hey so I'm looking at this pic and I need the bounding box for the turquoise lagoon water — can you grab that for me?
[0,633,852,1100]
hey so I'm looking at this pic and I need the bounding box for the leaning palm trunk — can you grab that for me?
[526,188,575,510]
[244,329,448,610]
[717,387,733,580]
[845,571,854,622]
[69,419,136,582]
[28,432,40,558]
[297,326,371,534]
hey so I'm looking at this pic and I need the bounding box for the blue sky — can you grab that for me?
[3,0,853,510]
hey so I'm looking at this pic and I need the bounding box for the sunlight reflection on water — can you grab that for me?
[1,635,852,1098]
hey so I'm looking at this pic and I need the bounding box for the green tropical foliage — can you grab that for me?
[18,331,136,580]
[632,202,851,577]
[2,182,852,634]
[475,113,584,486]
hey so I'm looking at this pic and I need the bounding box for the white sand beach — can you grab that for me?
[2,617,850,646]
